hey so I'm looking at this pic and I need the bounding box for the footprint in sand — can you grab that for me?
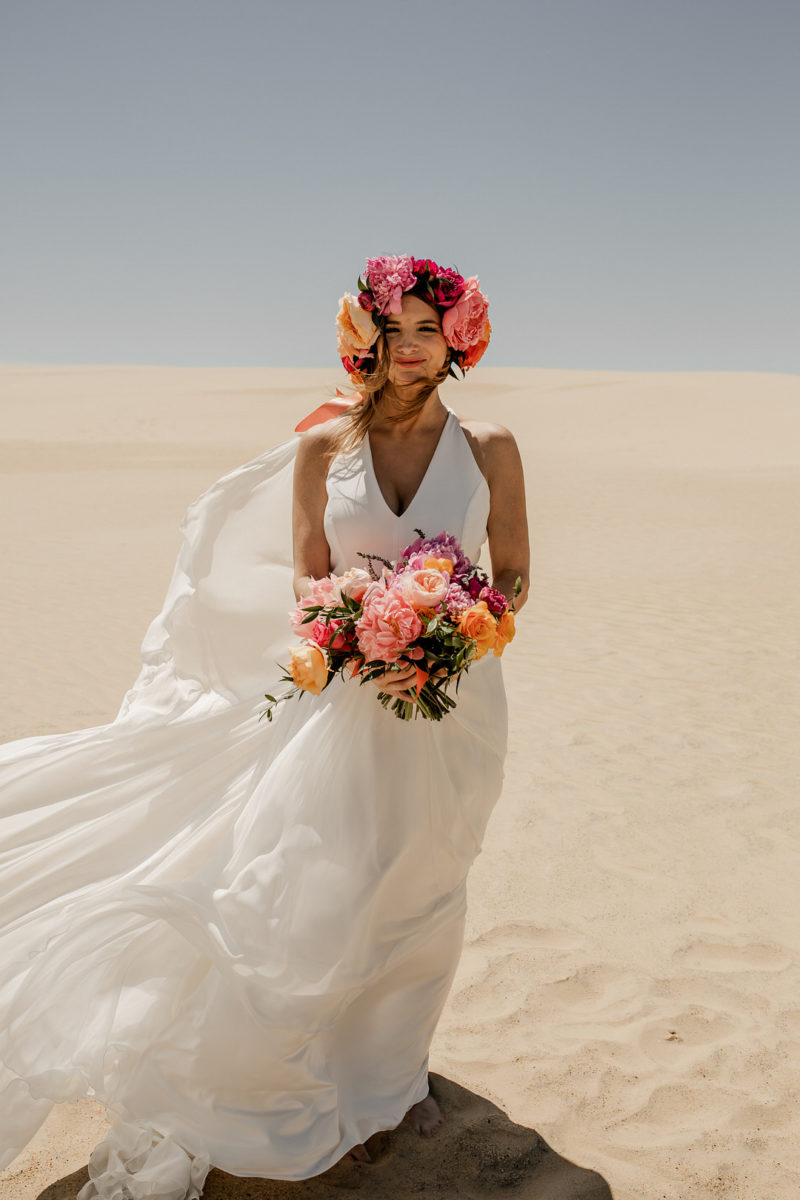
[543,964,643,1016]
[677,940,792,973]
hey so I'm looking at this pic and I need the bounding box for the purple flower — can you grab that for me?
[400,531,470,578]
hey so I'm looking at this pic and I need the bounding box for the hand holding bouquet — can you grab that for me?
[263,531,518,722]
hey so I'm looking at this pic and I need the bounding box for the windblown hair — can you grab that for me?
[332,290,458,454]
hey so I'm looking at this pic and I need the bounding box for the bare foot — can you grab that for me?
[404,1091,444,1137]
[344,1141,372,1163]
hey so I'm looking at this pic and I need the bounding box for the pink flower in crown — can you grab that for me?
[442,276,490,351]
[364,255,416,315]
[411,257,440,277]
[432,267,465,309]
[355,586,422,663]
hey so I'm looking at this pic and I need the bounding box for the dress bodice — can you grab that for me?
[323,408,490,574]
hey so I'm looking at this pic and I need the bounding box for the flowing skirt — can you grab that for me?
[0,437,508,1194]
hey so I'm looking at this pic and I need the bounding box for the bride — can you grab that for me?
[0,255,529,1197]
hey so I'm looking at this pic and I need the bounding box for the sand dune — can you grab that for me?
[1,365,798,1199]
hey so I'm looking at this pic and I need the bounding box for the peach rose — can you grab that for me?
[288,643,328,694]
[333,567,373,603]
[457,600,497,659]
[399,568,449,610]
[493,608,516,656]
[336,292,380,361]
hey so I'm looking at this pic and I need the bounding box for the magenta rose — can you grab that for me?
[357,291,375,312]
[432,268,465,308]
[441,276,490,350]
[355,586,422,663]
[479,585,508,615]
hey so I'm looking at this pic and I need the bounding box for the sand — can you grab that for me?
[0,364,798,1199]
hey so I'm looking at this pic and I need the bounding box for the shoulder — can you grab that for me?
[294,417,347,475]
[457,418,521,480]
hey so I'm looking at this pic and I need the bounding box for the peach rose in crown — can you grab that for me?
[336,293,380,361]
[457,600,497,659]
[288,642,328,694]
[399,568,450,610]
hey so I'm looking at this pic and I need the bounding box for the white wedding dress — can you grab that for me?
[0,407,507,1196]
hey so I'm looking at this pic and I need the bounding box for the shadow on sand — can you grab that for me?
[42,1074,613,1200]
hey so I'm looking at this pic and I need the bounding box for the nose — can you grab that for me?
[395,328,420,353]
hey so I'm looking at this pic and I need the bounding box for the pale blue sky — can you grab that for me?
[1,0,797,371]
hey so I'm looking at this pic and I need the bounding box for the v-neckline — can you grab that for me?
[365,410,453,520]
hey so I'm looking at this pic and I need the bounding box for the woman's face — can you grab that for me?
[384,293,449,386]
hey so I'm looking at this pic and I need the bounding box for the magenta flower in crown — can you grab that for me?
[431,267,465,308]
[363,255,417,315]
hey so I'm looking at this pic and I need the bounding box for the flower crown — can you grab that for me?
[336,255,491,379]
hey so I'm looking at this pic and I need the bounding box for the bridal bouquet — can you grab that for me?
[262,532,518,722]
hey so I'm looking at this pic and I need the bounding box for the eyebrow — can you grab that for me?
[385,318,440,326]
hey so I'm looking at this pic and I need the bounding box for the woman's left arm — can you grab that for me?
[472,424,531,613]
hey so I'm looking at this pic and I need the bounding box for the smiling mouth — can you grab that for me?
[395,358,424,366]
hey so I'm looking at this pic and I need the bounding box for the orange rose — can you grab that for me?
[457,601,497,659]
[423,556,454,576]
[493,609,516,656]
[288,643,328,695]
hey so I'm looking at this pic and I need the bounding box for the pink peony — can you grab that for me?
[442,276,490,351]
[444,582,473,616]
[289,575,339,636]
[364,255,416,315]
[356,586,422,663]
[398,567,450,611]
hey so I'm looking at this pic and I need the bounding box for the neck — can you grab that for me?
[375,384,446,435]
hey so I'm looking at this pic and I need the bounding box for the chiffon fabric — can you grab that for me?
[0,407,507,1195]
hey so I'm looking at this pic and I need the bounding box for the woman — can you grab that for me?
[0,255,529,1196]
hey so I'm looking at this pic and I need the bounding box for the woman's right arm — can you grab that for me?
[291,428,335,600]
